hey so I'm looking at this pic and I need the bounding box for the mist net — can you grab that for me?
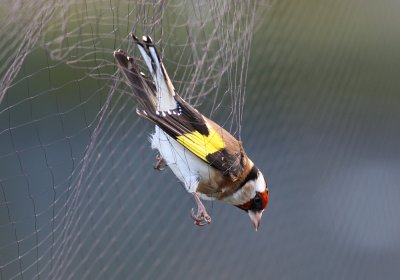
[0,0,269,279]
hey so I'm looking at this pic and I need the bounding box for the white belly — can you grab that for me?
[151,126,213,195]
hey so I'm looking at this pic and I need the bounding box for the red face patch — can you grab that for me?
[236,190,269,212]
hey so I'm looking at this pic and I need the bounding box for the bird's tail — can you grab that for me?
[114,34,177,112]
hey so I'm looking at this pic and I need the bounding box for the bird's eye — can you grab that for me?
[252,194,263,210]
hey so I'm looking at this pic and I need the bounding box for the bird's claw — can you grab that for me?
[190,208,211,226]
[153,154,166,171]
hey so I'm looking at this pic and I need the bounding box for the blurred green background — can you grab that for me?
[1,0,400,279]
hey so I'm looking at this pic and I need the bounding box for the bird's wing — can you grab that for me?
[137,96,247,180]
[113,49,157,112]
[115,34,248,179]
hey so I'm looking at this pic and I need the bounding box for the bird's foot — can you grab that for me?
[191,208,211,226]
[190,193,211,226]
[153,154,166,171]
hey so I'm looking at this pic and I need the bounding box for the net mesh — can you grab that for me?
[0,0,270,279]
[2,0,400,279]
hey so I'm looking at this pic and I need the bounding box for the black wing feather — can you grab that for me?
[137,99,208,139]
[114,50,156,112]
[206,146,246,179]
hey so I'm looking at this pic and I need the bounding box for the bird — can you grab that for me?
[113,34,269,230]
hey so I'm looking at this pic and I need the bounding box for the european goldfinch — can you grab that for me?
[114,34,269,230]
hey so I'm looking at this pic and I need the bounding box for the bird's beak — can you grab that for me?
[248,210,263,231]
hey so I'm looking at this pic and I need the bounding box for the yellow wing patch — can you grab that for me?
[176,125,225,162]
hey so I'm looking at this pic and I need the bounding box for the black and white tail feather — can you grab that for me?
[132,34,176,111]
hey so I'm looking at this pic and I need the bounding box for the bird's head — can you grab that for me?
[236,167,269,231]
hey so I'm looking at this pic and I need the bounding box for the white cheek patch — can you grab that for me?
[226,171,266,205]
[255,172,266,193]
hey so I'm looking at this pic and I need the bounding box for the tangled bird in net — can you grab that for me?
[114,34,269,230]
